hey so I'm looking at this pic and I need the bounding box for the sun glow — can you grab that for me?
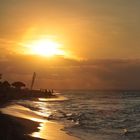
[25,39,66,57]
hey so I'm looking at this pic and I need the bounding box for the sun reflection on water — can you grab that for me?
[31,122,46,138]
[30,118,46,122]
[38,96,68,102]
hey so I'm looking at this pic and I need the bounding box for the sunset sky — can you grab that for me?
[0,0,140,89]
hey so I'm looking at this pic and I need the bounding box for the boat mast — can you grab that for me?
[30,72,36,90]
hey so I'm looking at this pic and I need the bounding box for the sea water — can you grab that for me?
[15,90,140,140]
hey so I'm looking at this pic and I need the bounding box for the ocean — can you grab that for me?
[3,90,140,140]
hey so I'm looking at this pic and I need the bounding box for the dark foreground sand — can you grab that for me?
[0,112,80,140]
[0,103,80,140]
[0,112,43,140]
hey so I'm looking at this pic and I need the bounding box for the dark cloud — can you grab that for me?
[0,54,140,89]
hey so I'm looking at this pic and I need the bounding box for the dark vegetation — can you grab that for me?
[0,78,55,140]
[0,80,55,105]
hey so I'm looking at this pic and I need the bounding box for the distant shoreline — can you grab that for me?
[0,89,56,105]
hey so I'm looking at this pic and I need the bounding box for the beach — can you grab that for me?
[0,102,80,140]
[0,88,80,140]
[0,113,42,140]
[1,90,140,140]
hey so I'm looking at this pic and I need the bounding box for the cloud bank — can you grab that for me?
[0,55,140,90]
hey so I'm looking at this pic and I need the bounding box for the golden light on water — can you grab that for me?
[24,38,66,57]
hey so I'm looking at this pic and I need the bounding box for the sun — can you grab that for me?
[24,39,65,57]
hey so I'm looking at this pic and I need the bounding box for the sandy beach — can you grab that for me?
[0,104,80,140]
[0,86,80,140]
[0,113,42,140]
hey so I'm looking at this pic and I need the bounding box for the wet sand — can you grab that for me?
[0,104,80,140]
[32,121,80,140]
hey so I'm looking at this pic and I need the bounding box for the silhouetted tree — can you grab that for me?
[2,81,11,87]
[12,81,26,90]
[2,81,10,88]
[0,81,11,91]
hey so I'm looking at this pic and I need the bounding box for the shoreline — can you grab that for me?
[0,112,43,140]
[31,120,80,140]
[0,100,80,140]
